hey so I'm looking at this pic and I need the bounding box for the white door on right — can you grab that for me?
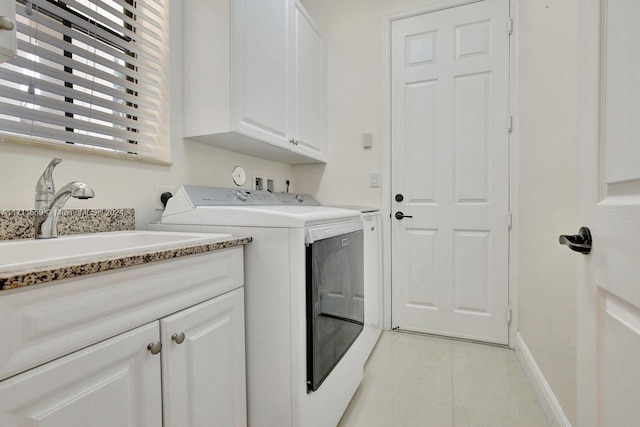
[391,0,510,344]
[577,1,640,425]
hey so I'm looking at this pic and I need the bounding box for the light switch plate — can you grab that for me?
[369,172,381,188]
[363,133,373,148]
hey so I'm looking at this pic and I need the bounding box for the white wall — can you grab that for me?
[516,0,578,424]
[294,0,433,207]
[0,1,294,229]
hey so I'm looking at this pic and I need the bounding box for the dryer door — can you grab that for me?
[306,228,364,392]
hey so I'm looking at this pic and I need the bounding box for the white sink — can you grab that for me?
[0,231,232,273]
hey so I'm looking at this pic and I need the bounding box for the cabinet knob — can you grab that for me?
[0,16,14,31]
[172,332,186,344]
[147,342,162,355]
[235,190,249,201]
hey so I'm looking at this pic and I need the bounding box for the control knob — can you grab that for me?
[235,190,249,201]
[295,194,305,203]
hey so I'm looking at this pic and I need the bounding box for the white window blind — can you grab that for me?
[0,0,170,159]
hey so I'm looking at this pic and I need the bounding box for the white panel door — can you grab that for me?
[0,323,162,426]
[577,1,640,425]
[161,288,247,427]
[391,0,510,344]
[233,0,291,150]
[290,0,326,161]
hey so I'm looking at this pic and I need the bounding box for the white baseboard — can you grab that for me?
[514,332,572,427]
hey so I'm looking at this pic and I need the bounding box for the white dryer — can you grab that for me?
[150,186,364,427]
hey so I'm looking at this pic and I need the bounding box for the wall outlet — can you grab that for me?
[154,185,174,210]
[253,174,275,192]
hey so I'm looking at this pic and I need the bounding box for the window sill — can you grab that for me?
[0,135,172,167]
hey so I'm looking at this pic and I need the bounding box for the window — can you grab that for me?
[0,0,170,162]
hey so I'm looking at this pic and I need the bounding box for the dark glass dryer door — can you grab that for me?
[306,228,364,392]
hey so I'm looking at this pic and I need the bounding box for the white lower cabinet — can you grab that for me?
[0,251,247,427]
[161,288,246,427]
[0,322,163,426]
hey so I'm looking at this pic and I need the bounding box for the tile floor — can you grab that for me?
[338,331,549,427]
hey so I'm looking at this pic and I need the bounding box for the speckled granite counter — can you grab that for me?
[0,234,252,291]
[0,209,135,240]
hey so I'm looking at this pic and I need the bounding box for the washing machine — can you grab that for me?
[150,186,365,427]
[327,206,383,365]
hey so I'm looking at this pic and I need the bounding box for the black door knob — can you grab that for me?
[395,194,404,202]
[395,211,413,220]
[559,227,592,255]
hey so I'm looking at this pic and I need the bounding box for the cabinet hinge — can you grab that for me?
[507,116,513,133]
[507,18,513,35]
[507,306,512,325]
[507,212,512,229]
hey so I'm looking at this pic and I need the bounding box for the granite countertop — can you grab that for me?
[0,234,252,292]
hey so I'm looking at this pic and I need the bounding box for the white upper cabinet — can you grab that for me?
[290,1,326,161]
[183,0,326,164]
[233,0,290,150]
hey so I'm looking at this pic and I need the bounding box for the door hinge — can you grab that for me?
[507,116,513,132]
[507,306,512,325]
[507,212,512,229]
[507,18,513,35]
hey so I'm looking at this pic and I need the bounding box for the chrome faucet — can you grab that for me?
[35,157,63,210]
[34,158,95,239]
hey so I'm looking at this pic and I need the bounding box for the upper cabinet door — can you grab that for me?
[233,0,291,150]
[291,1,326,162]
[183,0,326,164]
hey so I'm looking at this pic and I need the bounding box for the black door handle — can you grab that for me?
[395,211,413,220]
[559,227,592,255]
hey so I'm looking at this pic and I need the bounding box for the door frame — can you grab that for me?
[381,0,520,348]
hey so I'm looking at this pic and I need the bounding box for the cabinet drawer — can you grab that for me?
[0,247,243,381]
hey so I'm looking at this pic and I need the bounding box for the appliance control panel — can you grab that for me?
[274,192,321,206]
[181,185,320,206]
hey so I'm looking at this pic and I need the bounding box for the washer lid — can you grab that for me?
[326,205,380,213]
[162,186,360,228]
[162,205,361,228]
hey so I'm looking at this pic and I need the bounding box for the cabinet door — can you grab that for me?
[161,288,246,427]
[291,0,326,161]
[0,323,162,426]
[233,0,291,150]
